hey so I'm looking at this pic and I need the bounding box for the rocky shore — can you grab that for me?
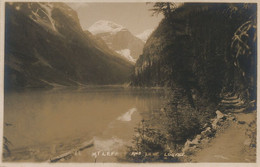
[181,95,256,162]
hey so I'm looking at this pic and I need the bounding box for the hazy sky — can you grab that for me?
[67,3,164,35]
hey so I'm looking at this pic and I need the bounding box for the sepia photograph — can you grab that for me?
[1,0,258,165]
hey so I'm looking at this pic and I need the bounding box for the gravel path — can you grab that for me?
[190,95,256,162]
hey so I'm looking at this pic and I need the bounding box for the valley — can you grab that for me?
[3,2,257,164]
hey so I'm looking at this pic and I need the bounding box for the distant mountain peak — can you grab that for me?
[87,20,144,63]
[136,29,154,42]
[88,20,127,35]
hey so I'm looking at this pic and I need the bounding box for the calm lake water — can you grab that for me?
[4,86,168,162]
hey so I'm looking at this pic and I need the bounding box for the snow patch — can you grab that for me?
[38,3,57,32]
[136,29,154,42]
[88,20,126,35]
[30,3,57,33]
[117,108,137,122]
[116,49,136,63]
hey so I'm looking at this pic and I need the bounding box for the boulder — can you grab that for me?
[184,140,192,147]
[195,134,202,140]
[211,110,227,130]
[202,123,209,129]
[216,110,226,120]
[211,119,218,129]
[182,140,197,155]
[227,115,236,121]
[212,118,221,130]
[201,127,212,137]
[191,135,201,145]
[200,137,210,144]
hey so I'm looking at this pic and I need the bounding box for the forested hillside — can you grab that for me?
[128,3,256,162]
[132,3,256,105]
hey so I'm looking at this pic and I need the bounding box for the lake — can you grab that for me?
[3,86,168,162]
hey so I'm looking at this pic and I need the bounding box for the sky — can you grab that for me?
[67,3,164,35]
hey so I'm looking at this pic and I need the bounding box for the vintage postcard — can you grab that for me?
[0,0,258,166]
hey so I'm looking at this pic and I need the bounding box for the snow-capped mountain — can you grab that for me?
[136,29,154,42]
[88,20,144,63]
[88,20,127,35]
[5,2,133,89]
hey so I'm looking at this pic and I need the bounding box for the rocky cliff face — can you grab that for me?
[5,2,133,89]
[88,20,145,63]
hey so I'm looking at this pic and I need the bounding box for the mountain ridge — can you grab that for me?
[5,2,133,90]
